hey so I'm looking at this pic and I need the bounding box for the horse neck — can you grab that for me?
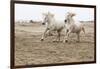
[68,17,75,25]
[47,17,55,25]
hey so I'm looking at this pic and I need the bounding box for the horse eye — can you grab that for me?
[64,20,67,22]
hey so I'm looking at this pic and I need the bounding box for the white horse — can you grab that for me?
[41,12,66,42]
[64,12,85,42]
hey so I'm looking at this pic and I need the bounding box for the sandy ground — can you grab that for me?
[15,22,95,66]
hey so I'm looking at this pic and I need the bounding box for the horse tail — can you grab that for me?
[82,26,85,34]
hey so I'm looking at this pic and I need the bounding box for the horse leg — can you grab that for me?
[57,30,61,41]
[41,28,48,41]
[48,30,53,36]
[82,27,85,37]
[76,33,80,42]
[63,29,70,43]
[52,30,61,42]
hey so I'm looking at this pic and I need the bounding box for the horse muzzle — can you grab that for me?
[42,23,45,25]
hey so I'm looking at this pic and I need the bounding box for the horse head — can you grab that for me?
[64,12,76,23]
[42,12,54,25]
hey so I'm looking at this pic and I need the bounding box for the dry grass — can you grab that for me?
[15,22,95,66]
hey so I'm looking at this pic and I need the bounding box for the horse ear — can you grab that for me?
[74,13,76,16]
[42,13,47,16]
[67,12,71,15]
[72,13,76,16]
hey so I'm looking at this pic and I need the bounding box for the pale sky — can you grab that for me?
[15,4,94,21]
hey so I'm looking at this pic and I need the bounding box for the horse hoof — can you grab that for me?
[65,40,68,42]
[41,39,44,41]
[49,34,53,36]
[53,40,56,42]
[63,40,68,43]
[76,41,80,43]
